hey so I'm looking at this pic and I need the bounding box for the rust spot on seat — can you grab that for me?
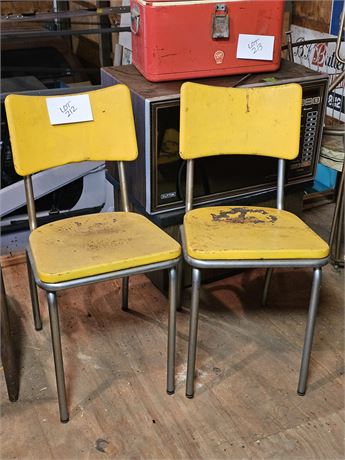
[211,208,277,224]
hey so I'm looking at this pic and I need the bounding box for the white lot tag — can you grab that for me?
[236,34,275,61]
[46,94,93,125]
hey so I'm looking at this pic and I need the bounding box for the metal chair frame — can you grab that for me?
[24,161,181,423]
[180,157,329,399]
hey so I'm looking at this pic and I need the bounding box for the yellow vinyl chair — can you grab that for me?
[179,82,330,399]
[5,85,181,422]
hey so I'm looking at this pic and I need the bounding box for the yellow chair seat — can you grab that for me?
[184,206,329,261]
[30,212,181,283]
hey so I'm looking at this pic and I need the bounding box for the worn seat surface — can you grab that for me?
[184,206,329,261]
[30,212,181,283]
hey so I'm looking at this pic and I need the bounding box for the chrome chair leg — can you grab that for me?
[47,291,69,423]
[261,268,273,307]
[334,198,344,266]
[26,251,42,331]
[176,258,183,311]
[167,266,177,395]
[186,267,201,399]
[122,277,129,311]
[297,267,322,396]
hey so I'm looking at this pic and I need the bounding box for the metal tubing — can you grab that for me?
[183,251,328,270]
[329,71,345,93]
[24,176,37,231]
[26,251,42,331]
[261,268,273,307]
[185,160,194,213]
[47,291,69,422]
[167,267,177,395]
[282,37,338,54]
[180,229,328,270]
[335,5,345,64]
[186,268,201,398]
[27,247,180,292]
[297,267,322,396]
[1,6,130,23]
[277,159,285,210]
[323,126,345,136]
[118,161,129,212]
[286,31,294,62]
[329,165,344,251]
[176,258,183,312]
[2,26,130,40]
[334,194,344,265]
[122,277,129,311]
[176,226,184,311]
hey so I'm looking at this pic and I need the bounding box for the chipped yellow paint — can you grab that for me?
[184,206,329,260]
[5,85,138,176]
[180,82,302,160]
[30,212,181,283]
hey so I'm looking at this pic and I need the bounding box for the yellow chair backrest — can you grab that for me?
[180,82,302,161]
[5,85,138,176]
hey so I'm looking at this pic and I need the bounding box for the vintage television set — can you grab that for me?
[101,60,328,226]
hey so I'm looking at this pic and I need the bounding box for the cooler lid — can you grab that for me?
[136,0,236,6]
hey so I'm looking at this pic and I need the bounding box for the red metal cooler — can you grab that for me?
[130,0,285,82]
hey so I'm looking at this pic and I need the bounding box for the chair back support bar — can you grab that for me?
[24,176,38,231]
[118,161,130,212]
[185,157,287,212]
[23,159,131,232]
[185,160,194,213]
[277,159,285,210]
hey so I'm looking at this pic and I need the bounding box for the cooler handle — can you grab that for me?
[131,6,140,35]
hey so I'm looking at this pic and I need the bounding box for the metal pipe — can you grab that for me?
[1,6,130,23]
[52,0,60,31]
[167,267,177,395]
[26,251,42,331]
[297,267,322,395]
[2,26,130,40]
[335,5,345,64]
[24,176,37,231]
[118,161,129,212]
[180,227,329,270]
[185,160,194,213]
[286,31,294,62]
[334,195,344,265]
[47,291,69,422]
[281,37,338,51]
[186,267,201,398]
[323,127,345,137]
[28,247,181,291]
[277,159,285,210]
[122,277,129,311]
[329,164,345,249]
[261,268,273,307]
[328,71,345,93]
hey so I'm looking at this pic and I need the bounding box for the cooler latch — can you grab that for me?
[212,4,229,39]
